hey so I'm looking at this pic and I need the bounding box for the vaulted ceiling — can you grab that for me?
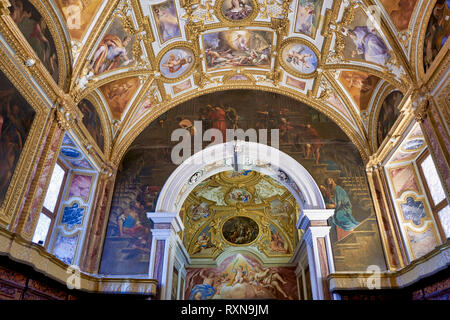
[181,170,299,265]
[5,0,442,167]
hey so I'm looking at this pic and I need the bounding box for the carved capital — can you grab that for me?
[413,98,429,123]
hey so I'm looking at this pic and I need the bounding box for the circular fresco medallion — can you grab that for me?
[159,46,195,80]
[218,0,257,22]
[222,216,259,245]
[280,41,318,77]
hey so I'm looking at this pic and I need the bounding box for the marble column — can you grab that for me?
[298,209,335,300]
[147,212,184,300]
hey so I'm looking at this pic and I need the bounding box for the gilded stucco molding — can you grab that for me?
[0,44,54,228]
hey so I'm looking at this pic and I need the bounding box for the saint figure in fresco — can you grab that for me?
[189,270,216,300]
[322,178,359,241]
[136,185,159,211]
[154,5,180,42]
[233,34,249,51]
[424,0,450,71]
[177,116,196,136]
[224,0,252,20]
[90,35,134,75]
[295,1,318,35]
[118,202,149,238]
[206,105,227,141]
[270,229,288,254]
[225,105,240,130]
[343,26,391,65]
[192,231,214,254]
[161,53,190,73]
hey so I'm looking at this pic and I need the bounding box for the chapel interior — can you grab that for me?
[0,0,448,300]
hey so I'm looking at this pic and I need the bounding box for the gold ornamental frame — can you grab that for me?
[214,0,259,25]
[278,37,321,79]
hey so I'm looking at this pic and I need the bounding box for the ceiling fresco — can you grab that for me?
[181,170,299,263]
[3,0,447,168]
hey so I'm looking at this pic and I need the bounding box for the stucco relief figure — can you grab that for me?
[342,26,391,65]
[223,0,253,20]
[321,178,359,241]
[90,35,134,75]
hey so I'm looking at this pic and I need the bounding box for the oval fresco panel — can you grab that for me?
[222,216,259,245]
[220,0,255,21]
[159,47,195,80]
[280,42,318,76]
[60,147,81,158]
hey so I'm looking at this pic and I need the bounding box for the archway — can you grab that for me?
[156,141,326,214]
[148,141,335,300]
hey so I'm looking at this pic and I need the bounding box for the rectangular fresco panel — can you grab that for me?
[203,30,273,70]
[0,71,36,205]
[10,0,59,82]
[185,254,298,300]
[294,0,324,37]
[341,8,391,66]
[151,0,181,43]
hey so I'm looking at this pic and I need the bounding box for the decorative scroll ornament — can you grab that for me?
[181,0,215,23]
